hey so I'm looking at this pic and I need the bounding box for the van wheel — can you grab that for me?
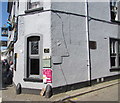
[45,84,53,98]
[16,83,22,94]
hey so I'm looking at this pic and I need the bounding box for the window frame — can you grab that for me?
[110,38,120,70]
[110,0,120,22]
[29,40,39,56]
[26,0,43,12]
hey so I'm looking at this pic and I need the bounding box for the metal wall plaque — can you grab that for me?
[89,41,97,49]
[44,48,50,53]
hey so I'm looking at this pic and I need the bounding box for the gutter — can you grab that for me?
[85,0,92,86]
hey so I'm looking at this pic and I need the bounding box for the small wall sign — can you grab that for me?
[42,68,52,83]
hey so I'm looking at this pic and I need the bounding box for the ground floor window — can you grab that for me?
[110,38,120,68]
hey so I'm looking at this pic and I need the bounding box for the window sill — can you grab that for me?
[25,7,43,13]
[110,68,120,72]
[111,19,120,24]
[23,78,43,82]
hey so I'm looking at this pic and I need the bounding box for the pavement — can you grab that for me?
[1,78,120,102]
[63,80,119,102]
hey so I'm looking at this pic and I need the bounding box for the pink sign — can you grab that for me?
[42,69,52,83]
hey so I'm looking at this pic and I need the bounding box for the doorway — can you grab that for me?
[27,36,40,78]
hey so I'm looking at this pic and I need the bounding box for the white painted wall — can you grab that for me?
[13,1,119,89]
[14,11,51,89]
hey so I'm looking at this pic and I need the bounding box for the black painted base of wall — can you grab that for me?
[52,74,120,95]
[20,74,120,95]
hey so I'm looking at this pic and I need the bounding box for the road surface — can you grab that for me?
[65,81,120,102]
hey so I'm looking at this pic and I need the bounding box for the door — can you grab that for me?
[27,36,41,78]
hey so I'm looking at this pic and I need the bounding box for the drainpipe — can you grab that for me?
[85,0,92,86]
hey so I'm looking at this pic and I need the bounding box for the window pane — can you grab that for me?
[31,41,39,54]
[111,57,116,67]
[28,0,41,9]
[110,40,117,54]
[118,41,120,54]
[30,59,39,75]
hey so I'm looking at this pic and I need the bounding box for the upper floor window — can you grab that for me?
[110,0,120,21]
[27,0,42,10]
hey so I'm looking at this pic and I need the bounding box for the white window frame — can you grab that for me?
[110,38,120,68]
[27,0,43,10]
